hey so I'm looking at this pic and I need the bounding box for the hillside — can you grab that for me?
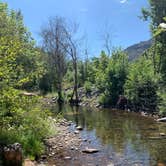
[125,39,153,61]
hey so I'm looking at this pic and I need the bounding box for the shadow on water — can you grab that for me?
[50,104,166,166]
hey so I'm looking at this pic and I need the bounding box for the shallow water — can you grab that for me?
[51,104,166,166]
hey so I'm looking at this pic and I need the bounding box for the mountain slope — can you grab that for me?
[125,39,153,61]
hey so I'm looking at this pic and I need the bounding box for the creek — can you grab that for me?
[50,104,166,166]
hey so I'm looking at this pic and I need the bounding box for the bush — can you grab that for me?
[98,93,111,106]
[0,88,53,158]
[84,81,92,94]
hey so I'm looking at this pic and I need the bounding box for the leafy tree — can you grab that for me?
[0,2,51,158]
[106,49,128,106]
[95,51,109,93]
[125,57,159,112]
[142,0,166,81]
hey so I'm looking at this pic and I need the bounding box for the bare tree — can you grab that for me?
[41,17,67,103]
[100,23,114,56]
[103,31,112,56]
[62,23,80,105]
[41,17,80,105]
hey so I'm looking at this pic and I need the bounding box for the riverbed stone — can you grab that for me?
[157,117,166,122]
[76,126,83,130]
[64,156,72,160]
[82,148,99,153]
[74,130,79,134]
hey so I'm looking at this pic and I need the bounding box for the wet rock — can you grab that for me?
[74,130,79,134]
[83,139,88,142]
[76,126,83,130]
[157,117,166,122]
[82,148,99,153]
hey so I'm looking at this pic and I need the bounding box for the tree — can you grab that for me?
[124,57,158,113]
[58,22,80,104]
[0,2,52,158]
[41,17,67,102]
[142,0,166,81]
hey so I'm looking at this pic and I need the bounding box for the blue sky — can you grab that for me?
[3,0,150,56]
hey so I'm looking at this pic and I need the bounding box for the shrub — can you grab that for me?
[98,93,111,107]
[84,81,92,94]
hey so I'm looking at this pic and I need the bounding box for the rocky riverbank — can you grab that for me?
[25,118,114,166]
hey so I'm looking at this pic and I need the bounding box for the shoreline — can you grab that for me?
[29,118,111,166]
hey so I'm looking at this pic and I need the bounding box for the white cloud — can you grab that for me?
[120,0,128,4]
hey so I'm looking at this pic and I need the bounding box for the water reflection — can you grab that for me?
[51,104,166,166]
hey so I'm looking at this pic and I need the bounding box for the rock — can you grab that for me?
[51,152,55,155]
[149,136,166,139]
[76,126,83,130]
[157,163,166,166]
[160,133,166,136]
[64,156,72,160]
[74,130,79,134]
[20,92,37,96]
[24,159,36,166]
[95,104,100,108]
[107,163,114,166]
[82,148,99,153]
[116,95,128,110]
[41,155,47,160]
[159,23,166,29]
[3,143,22,166]
[157,117,166,122]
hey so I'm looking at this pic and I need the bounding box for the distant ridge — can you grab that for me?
[125,39,153,61]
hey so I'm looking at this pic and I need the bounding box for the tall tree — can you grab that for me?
[41,17,67,102]
[142,0,166,81]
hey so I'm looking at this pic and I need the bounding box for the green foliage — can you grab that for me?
[0,2,43,90]
[105,49,128,105]
[98,93,111,106]
[84,81,92,94]
[0,2,52,158]
[125,57,159,112]
[158,89,166,115]
[142,1,166,82]
[95,51,109,92]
